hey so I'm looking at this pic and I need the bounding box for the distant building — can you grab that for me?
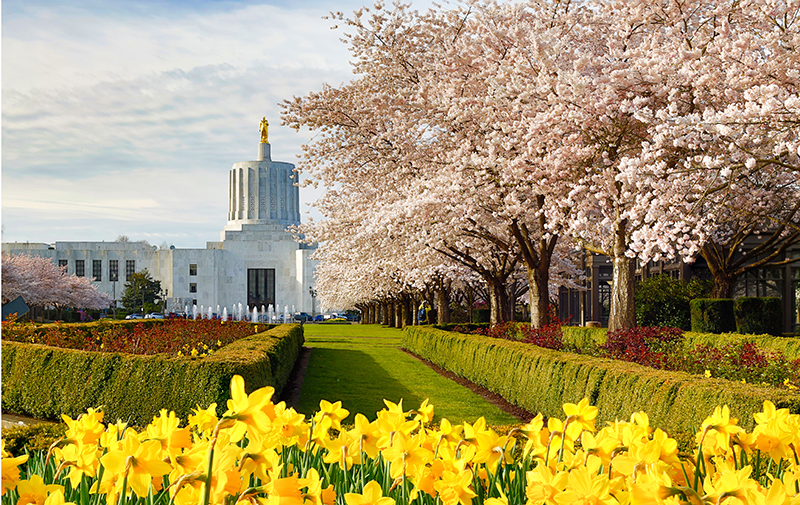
[559,243,800,334]
[3,133,317,315]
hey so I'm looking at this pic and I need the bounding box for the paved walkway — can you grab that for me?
[2,413,55,429]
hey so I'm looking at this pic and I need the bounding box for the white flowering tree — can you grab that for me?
[2,254,111,319]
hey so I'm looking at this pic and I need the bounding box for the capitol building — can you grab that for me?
[2,121,318,314]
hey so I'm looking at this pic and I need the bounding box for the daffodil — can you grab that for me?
[433,469,477,505]
[381,431,432,479]
[312,400,349,439]
[99,430,173,498]
[145,409,193,455]
[300,468,336,505]
[411,399,434,424]
[224,375,276,443]
[347,413,382,459]
[15,475,63,505]
[563,398,599,433]
[698,405,743,455]
[1,450,29,495]
[344,480,395,505]
[555,464,617,505]
[526,464,569,505]
[702,466,762,505]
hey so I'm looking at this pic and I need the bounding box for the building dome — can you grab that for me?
[226,128,300,229]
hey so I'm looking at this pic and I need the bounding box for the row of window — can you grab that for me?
[58,259,135,282]
[56,260,198,282]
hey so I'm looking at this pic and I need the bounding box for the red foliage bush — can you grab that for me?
[599,326,684,368]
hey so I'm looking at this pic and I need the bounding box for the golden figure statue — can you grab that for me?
[259,117,269,143]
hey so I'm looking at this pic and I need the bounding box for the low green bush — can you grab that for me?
[690,299,736,333]
[1,423,66,454]
[561,326,608,352]
[735,297,783,336]
[402,326,800,437]
[1,324,304,427]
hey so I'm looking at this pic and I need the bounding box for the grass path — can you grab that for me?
[296,324,521,426]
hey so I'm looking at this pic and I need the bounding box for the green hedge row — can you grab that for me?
[1,324,304,427]
[401,326,800,437]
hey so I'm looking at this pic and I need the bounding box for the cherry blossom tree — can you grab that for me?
[286,0,798,332]
[2,254,111,319]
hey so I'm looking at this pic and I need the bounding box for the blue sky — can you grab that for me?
[2,0,433,248]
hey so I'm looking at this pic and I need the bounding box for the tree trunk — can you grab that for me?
[608,254,635,332]
[436,289,450,324]
[393,300,402,328]
[528,265,550,328]
[711,273,737,299]
[486,278,509,326]
[381,302,389,326]
[402,296,413,327]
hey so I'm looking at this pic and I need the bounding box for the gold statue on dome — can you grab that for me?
[259,117,269,143]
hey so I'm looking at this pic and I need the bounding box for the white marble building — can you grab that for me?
[2,134,317,315]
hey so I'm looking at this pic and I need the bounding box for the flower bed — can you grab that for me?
[452,323,800,389]
[1,325,303,425]
[1,318,272,357]
[3,375,799,505]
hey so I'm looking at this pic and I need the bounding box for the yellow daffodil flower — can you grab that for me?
[344,480,395,505]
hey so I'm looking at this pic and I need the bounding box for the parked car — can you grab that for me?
[294,312,312,322]
[125,313,144,319]
[313,314,325,322]
[145,312,164,319]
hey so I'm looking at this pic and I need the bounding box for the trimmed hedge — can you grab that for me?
[402,326,800,437]
[561,327,608,352]
[690,299,736,333]
[1,324,303,426]
[735,297,783,336]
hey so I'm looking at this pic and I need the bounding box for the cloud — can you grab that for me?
[2,0,358,247]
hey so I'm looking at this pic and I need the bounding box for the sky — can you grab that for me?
[1,0,432,248]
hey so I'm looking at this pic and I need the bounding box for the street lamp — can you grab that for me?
[309,286,317,319]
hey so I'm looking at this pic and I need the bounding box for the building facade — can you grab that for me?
[558,245,800,334]
[3,136,317,315]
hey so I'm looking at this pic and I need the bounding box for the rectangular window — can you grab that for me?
[247,268,275,308]
[125,260,135,279]
[189,264,197,276]
[58,259,68,271]
[93,260,102,281]
[109,260,119,281]
[189,283,197,293]
[75,260,85,277]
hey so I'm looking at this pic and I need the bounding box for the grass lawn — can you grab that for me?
[296,323,521,427]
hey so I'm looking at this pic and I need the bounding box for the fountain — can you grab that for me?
[192,304,197,320]
[251,307,257,323]
[222,307,228,321]
[268,304,274,323]
[284,305,290,323]
[207,307,213,319]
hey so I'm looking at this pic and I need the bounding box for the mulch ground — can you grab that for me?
[280,345,535,422]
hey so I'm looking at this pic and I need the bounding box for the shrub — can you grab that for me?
[1,324,304,426]
[600,326,684,368]
[1,423,66,454]
[735,297,783,336]
[635,275,711,330]
[690,298,736,333]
